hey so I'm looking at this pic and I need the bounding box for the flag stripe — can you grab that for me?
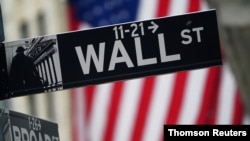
[136,0,158,20]
[232,90,244,124]
[216,64,236,124]
[113,79,144,141]
[169,0,189,16]
[71,88,86,141]
[85,86,96,122]
[88,83,112,141]
[177,69,208,124]
[67,3,81,30]
[215,63,244,125]
[103,81,124,141]
[142,74,175,141]
[196,66,221,124]
[165,71,188,124]
[187,0,201,12]
[131,76,156,141]
[156,0,170,17]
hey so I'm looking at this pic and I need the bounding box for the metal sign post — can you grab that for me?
[0,10,222,100]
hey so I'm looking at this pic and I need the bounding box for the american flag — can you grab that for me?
[68,0,250,141]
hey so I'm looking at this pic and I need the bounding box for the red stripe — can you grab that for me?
[103,81,124,141]
[161,72,189,141]
[156,0,171,17]
[232,90,244,124]
[195,66,221,124]
[131,76,156,141]
[165,71,188,124]
[84,85,96,121]
[71,88,80,141]
[83,85,96,141]
[67,4,81,31]
[187,0,201,12]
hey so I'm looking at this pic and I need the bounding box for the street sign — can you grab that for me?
[0,10,222,99]
[0,107,60,141]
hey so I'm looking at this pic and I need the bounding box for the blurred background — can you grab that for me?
[0,0,250,141]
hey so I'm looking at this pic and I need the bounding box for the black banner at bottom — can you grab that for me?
[164,125,250,138]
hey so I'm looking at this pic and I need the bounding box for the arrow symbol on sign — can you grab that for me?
[148,21,159,34]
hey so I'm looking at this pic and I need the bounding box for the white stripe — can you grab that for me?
[216,64,236,124]
[74,87,85,141]
[88,83,112,141]
[142,74,175,141]
[201,0,209,11]
[169,0,189,16]
[79,22,92,30]
[113,78,143,141]
[136,0,158,20]
[178,69,208,124]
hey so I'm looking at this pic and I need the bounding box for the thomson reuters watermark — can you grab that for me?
[164,125,249,138]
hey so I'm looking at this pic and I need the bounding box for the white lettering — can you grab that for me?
[52,136,60,141]
[12,126,59,141]
[168,129,174,136]
[13,126,21,141]
[192,27,204,43]
[181,27,204,44]
[30,130,37,141]
[158,33,181,62]
[21,128,29,141]
[168,128,209,136]
[39,132,43,141]
[213,129,248,136]
[135,37,157,66]
[108,40,134,71]
[45,134,51,141]
[75,34,182,74]
[181,29,192,45]
[75,43,105,75]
